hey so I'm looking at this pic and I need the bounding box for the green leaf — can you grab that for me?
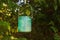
[51,26,58,33]
[54,33,60,40]
[0,21,10,32]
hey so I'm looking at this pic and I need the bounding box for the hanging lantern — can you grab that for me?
[18,0,33,32]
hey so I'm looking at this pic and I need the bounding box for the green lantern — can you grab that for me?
[18,16,32,32]
[18,0,33,32]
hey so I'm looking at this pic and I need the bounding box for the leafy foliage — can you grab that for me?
[0,0,60,40]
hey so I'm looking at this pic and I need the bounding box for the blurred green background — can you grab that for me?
[0,0,60,40]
